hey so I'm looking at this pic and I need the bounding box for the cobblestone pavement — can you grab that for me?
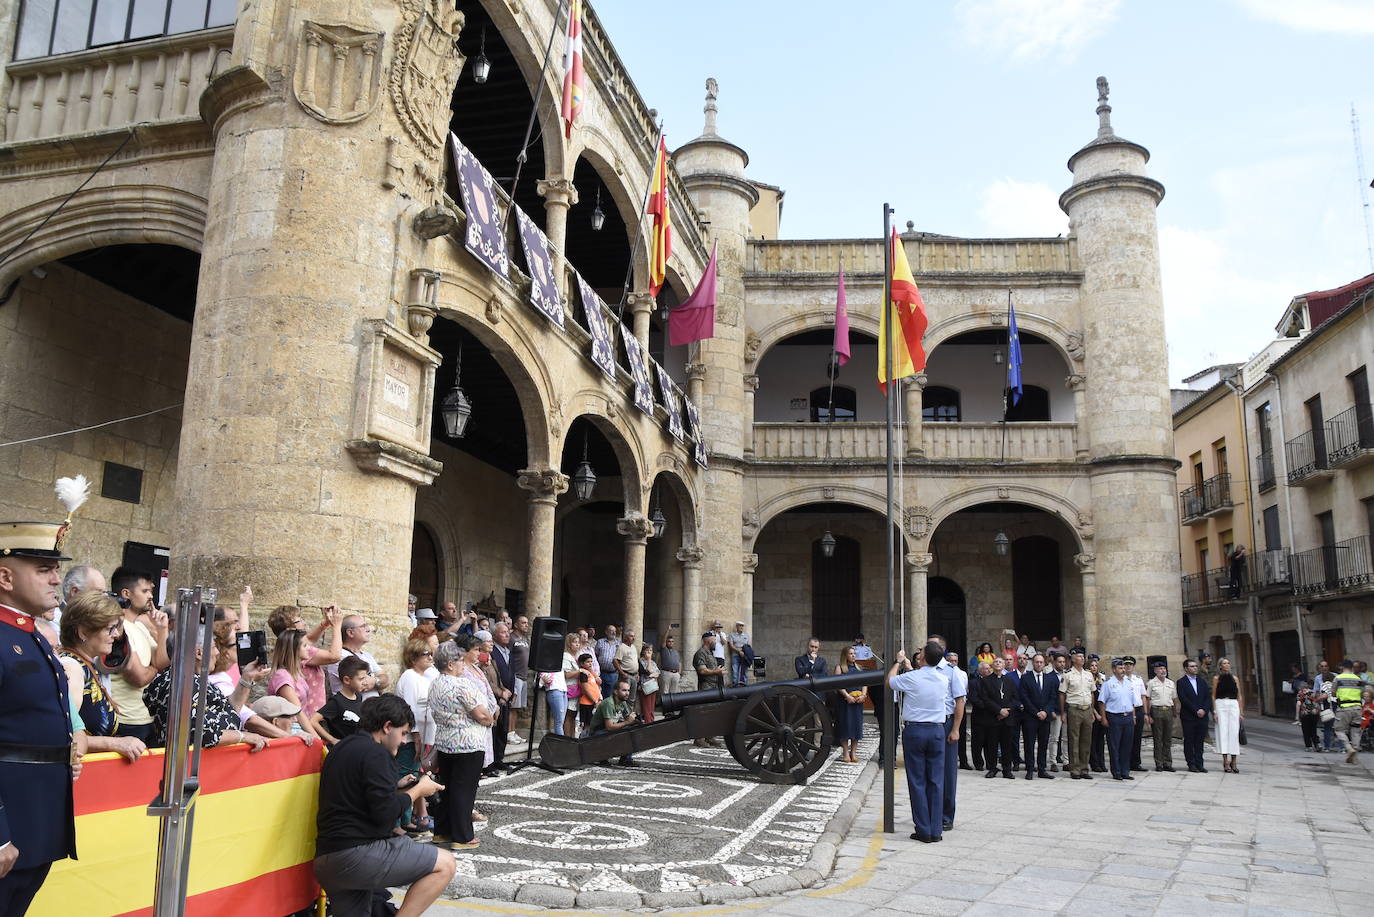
[408,715,1371,916]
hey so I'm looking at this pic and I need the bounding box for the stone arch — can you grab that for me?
[433,279,554,468]
[648,465,700,544]
[924,309,1078,371]
[0,183,207,290]
[476,0,569,176]
[749,485,910,553]
[412,498,462,606]
[571,139,648,280]
[556,407,645,512]
[752,308,879,367]
[925,485,1086,553]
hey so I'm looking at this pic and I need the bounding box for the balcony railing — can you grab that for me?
[3,26,234,144]
[1291,535,1374,596]
[1255,449,1276,493]
[1325,403,1374,469]
[1250,548,1292,591]
[1180,472,1231,522]
[745,237,1080,276]
[1181,566,1241,608]
[1284,429,1332,485]
[751,421,1078,462]
[1179,484,1205,523]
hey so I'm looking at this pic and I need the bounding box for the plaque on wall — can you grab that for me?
[576,273,618,382]
[353,319,440,457]
[449,133,509,278]
[621,327,655,416]
[514,208,565,328]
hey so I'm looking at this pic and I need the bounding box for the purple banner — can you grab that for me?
[684,397,708,467]
[575,274,617,382]
[449,133,509,278]
[514,208,564,328]
[621,329,655,417]
[655,364,686,442]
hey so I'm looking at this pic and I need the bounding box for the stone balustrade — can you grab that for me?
[745,236,1080,276]
[3,27,233,144]
[753,421,1078,462]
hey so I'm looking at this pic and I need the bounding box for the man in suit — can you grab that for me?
[1018,653,1059,779]
[968,661,989,771]
[794,638,827,678]
[1002,657,1024,770]
[978,657,1018,778]
[1176,657,1212,773]
[486,622,518,773]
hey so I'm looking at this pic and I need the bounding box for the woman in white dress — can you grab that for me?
[1212,657,1244,773]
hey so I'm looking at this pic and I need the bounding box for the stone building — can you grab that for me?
[0,1,1183,678]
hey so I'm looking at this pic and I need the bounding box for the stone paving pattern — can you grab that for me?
[415,717,1371,915]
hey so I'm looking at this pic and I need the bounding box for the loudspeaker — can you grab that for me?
[1146,654,1169,676]
[530,616,568,673]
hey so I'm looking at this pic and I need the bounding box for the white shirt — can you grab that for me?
[1129,673,1147,704]
[852,644,875,660]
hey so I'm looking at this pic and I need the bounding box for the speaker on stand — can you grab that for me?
[507,617,568,775]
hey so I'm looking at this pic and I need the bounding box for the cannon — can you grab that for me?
[537,668,887,784]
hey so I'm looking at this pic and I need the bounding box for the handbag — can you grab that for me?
[1319,706,1336,723]
[1238,723,1247,746]
[641,678,659,695]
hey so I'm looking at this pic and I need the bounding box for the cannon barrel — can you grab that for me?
[658,668,886,714]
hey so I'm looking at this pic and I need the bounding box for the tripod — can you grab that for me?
[505,667,564,776]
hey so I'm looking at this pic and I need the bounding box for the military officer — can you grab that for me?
[0,519,79,916]
[1124,656,1149,772]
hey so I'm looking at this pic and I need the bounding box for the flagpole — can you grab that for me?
[508,0,571,199]
[616,120,666,323]
[882,204,896,835]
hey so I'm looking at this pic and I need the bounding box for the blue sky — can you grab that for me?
[591,0,1374,384]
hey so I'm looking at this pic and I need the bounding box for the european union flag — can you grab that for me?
[1007,297,1023,407]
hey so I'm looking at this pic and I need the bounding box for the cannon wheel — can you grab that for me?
[725,684,833,784]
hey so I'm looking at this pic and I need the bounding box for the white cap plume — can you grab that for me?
[54,474,91,520]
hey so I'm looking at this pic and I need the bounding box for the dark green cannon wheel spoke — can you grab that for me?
[730,684,836,783]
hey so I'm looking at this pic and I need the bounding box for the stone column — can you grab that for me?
[741,552,759,633]
[617,514,655,637]
[905,373,926,457]
[1075,552,1098,651]
[677,545,704,663]
[906,552,932,650]
[1066,373,1088,460]
[536,178,577,299]
[685,361,706,407]
[517,469,568,618]
[743,374,760,458]
[626,291,654,354]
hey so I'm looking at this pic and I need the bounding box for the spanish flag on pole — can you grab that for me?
[647,134,672,297]
[878,228,927,393]
[560,0,585,138]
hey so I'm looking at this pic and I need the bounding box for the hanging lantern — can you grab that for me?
[440,342,473,438]
[572,430,596,501]
[993,530,1010,556]
[590,186,606,232]
[472,26,491,84]
[820,529,837,559]
[650,506,667,539]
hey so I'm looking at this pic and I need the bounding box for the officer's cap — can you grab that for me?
[0,522,72,562]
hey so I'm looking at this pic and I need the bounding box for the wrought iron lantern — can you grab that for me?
[993,530,1010,556]
[440,342,473,438]
[572,430,596,501]
[472,27,491,84]
[590,187,606,231]
[819,529,837,559]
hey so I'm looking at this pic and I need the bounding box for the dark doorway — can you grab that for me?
[928,576,967,661]
[812,535,860,641]
[1012,535,1061,641]
[1268,629,1300,718]
[810,385,856,423]
[409,523,442,611]
[1003,385,1050,422]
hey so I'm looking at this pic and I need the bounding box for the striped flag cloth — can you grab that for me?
[560,0,585,138]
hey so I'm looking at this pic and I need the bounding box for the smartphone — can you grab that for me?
[237,629,268,669]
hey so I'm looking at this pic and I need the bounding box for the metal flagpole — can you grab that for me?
[882,203,895,834]
[616,120,667,324]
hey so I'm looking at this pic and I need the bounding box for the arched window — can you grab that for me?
[810,385,856,423]
[1004,385,1050,422]
[812,535,860,640]
[922,386,961,422]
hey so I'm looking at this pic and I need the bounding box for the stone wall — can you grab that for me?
[0,263,189,575]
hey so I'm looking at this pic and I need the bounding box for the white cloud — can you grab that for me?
[1234,0,1374,34]
[976,178,1069,237]
[955,0,1122,61]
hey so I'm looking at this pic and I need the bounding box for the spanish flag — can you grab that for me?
[647,135,672,297]
[878,228,927,393]
[560,0,585,138]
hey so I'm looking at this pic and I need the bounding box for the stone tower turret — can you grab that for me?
[1059,77,1183,656]
[673,79,759,644]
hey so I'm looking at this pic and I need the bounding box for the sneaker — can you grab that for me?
[507,732,526,744]
[1347,750,1358,764]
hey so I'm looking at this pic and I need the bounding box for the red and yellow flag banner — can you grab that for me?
[647,134,672,297]
[33,739,323,916]
[560,0,585,138]
[878,228,928,392]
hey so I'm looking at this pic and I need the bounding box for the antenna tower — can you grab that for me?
[1354,105,1374,271]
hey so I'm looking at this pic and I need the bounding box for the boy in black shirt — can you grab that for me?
[313,695,454,916]
[312,655,372,745]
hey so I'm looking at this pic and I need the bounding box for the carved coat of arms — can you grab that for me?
[390,0,465,152]
[293,23,384,124]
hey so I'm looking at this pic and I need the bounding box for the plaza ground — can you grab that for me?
[412,715,1371,915]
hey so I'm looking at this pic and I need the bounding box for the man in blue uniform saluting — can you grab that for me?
[0,514,80,916]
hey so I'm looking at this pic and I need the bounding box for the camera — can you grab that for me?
[237,629,268,668]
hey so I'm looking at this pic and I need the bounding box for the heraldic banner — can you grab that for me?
[576,274,618,381]
[515,208,565,327]
[450,133,510,279]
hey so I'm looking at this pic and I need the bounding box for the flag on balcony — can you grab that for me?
[560,0,585,138]
[648,134,672,296]
[668,242,716,346]
[878,228,927,393]
[1006,294,1023,407]
[833,266,851,366]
